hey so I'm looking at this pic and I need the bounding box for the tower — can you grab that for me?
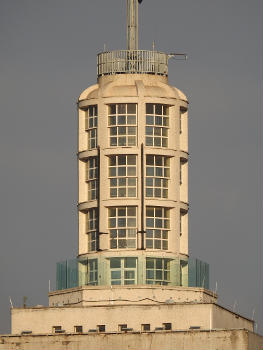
[75,0,206,290]
[8,2,262,348]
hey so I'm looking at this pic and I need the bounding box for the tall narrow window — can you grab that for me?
[146,155,170,198]
[109,155,137,198]
[146,207,170,250]
[110,257,137,285]
[146,258,170,285]
[86,157,98,200]
[85,105,98,149]
[86,208,98,251]
[108,207,137,249]
[145,104,169,147]
[108,104,137,146]
[87,259,98,285]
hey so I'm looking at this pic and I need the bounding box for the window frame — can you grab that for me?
[108,103,137,147]
[146,258,171,285]
[145,155,170,199]
[145,207,170,250]
[145,103,169,148]
[85,105,98,150]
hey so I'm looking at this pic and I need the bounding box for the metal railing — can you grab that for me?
[97,50,168,77]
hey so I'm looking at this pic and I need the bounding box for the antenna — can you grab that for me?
[9,296,13,309]
[127,0,142,50]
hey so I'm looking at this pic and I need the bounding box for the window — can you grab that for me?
[145,104,169,147]
[141,324,151,331]
[146,155,170,198]
[109,207,137,249]
[86,208,98,251]
[110,258,137,285]
[85,105,98,149]
[108,104,137,146]
[52,326,62,333]
[97,325,105,332]
[109,155,137,198]
[118,324,128,332]
[86,157,98,200]
[163,323,172,330]
[74,326,83,333]
[87,259,98,285]
[146,258,171,285]
[146,207,170,250]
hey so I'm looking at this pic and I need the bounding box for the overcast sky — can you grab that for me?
[0,0,262,335]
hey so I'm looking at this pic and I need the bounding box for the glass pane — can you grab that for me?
[146,229,153,238]
[110,258,121,268]
[146,207,154,217]
[125,258,137,268]
[146,188,153,197]
[109,208,116,217]
[155,207,162,217]
[162,138,168,147]
[128,178,136,186]
[146,115,154,125]
[127,239,136,248]
[118,218,126,227]
[109,218,116,228]
[127,229,136,237]
[119,178,126,186]
[146,167,154,176]
[111,280,121,285]
[110,239,117,249]
[110,178,117,186]
[110,188,117,197]
[164,259,170,270]
[146,178,153,186]
[146,218,154,227]
[127,103,136,114]
[146,103,154,114]
[162,128,168,136]
[156,259,162,269]
[118,229,126,237]
[146,258,154,269]
[146,269,154,279]
[118,126,126,135]
[127,155,136,165]
[119,239,127,248]
[156,270,162,279]
[163,241,168,250]
[118,104,126,114]
[128,136,136,146]
[124,280,135,285]
[127,167,136,176]
[118,167,126,176]
[146,155,154,165]
[109,105,116,114]
[155,104,162,115]
[163,105,169,116]
[119,137,126,146]
[127,218,136,227]
[128,188,136,197]
[109,116,116,125]
[125,270,135,279]
[110,127,117,136]
[127,207,136,216]
[146,126,153,135]
[146,239,153,248]
[110,137,117,146]
[146,137,153,146]
[118,115,126,125]
[127,115,136,125]
[111,271,121,279]
[110,230,117,238]
[154,127,161,136]
[155,116,162,126]
[154,230,161,238]
[155,188,161,198]
[162,230,168,239]
[154,137,161,147]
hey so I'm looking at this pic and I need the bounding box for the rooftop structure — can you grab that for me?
[5,1,262,349]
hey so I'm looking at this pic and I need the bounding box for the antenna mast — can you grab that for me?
[127,0,139,50]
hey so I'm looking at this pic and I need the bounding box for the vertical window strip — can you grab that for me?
[108,207,137,249]
[146,155,170,198]
[146,258,170,285]
[86,208,98,252]
[86,157,98,200]
[145,104,169,148]
[108,104,137,147]
[109,155,137,198]
[85,105,98,149]
[88,259,98,285]
[145,207,170,250]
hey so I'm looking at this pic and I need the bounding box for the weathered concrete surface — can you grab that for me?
[0,329,262,350]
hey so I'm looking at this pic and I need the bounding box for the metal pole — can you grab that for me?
[127,0,138,50]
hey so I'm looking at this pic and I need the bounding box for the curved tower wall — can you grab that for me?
[77,73,190,287]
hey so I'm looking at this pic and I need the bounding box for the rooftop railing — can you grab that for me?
[97,50,169,77]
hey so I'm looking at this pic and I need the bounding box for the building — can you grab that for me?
[1,1,262,349]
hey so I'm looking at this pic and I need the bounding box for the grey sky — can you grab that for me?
[0,0,262,334]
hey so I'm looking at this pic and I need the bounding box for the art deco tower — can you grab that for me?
[74,0,207,289]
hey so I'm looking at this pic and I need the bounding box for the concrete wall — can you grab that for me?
[48,285,217,307]
[1,329,263,350]
[11,303,253,335]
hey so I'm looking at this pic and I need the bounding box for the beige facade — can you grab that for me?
[1,330,263,350]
